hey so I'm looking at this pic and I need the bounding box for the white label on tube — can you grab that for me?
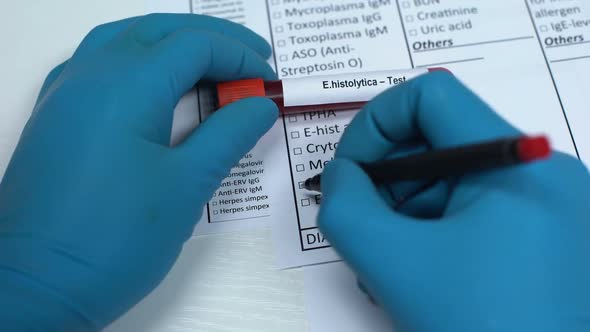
[282,68,430,107]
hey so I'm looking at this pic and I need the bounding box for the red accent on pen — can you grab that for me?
[517,136,551,162]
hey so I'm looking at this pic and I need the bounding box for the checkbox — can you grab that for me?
[298,181,305,189]
[540,25,548,32]
[301,198,311,207]
[409,29,417,36]
[280,54,289,62]
[212,201,218,206]
[275,26,284,33]
[294,147,303,155]
[272,0,280,4]
[273,12,282,19]
[296,164,305,172]
[405,15,414,23]
[277,40,286,47]
[402,1,410,8]
[291,131,300,139]
[288,115,297,122]
[213,210,219,215]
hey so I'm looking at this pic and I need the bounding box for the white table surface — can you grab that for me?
[0,2,307,331]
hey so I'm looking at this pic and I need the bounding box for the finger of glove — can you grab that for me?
[336,71,520,163]
[373,144,450,218]
[389,179,452,218]
[118,13,272,58]
[128,29,275,141]
[447,151,590,219]
[35,61,68,105]
[319,159,447,315]
[318,159,426,265]
[173,97,278,200]
[73,16,141,57]
[150,29,276,83]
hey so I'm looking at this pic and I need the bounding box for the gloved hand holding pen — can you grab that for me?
[0,14,278,331]
[318,71,590,332]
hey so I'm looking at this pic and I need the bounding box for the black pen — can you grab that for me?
[303,136,551,192]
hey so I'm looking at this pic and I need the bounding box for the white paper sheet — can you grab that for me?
[106,230,307,332]
[303,262,393,332]
[151,0,589,267]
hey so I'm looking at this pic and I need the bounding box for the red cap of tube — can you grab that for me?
[517,136,551,162]
[217,78,266,108]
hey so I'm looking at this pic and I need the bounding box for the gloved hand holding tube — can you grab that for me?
[0,14,279,331]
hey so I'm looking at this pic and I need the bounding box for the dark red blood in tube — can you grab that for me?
[216,68,449,115]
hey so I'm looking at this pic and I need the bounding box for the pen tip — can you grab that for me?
[303,174,321,192]
[303,177,312,191]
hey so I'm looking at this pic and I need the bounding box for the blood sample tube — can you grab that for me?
[216,67,449,114]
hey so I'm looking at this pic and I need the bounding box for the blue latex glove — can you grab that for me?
[319,71,590,332]
[0,14,278,331]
